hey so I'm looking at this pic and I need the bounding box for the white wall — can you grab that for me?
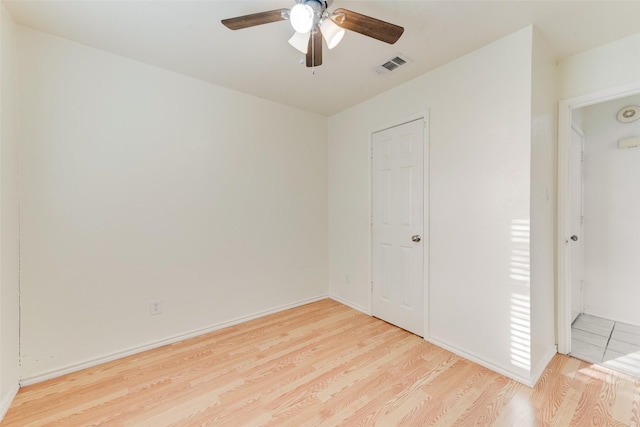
[0,3,21,417]
[529,29,557,380]
[580,95,640,326]
[559,32,640,100]
[329,27,555,385]
[17,27,328,382]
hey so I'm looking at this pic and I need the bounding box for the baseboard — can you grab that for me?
[427,337,532,386]
[530,346,557,387]
[0,383,20,421]
[329,295,370,315]
[20,294,329,386]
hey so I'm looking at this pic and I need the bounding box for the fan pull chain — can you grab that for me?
[311,31,316,75]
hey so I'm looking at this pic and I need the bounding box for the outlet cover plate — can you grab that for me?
[150,299,162,315]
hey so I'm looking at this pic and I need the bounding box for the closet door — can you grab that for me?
[372,118,426,336]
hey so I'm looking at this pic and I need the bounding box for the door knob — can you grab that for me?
[411,235,421,242]
[570,235,578,241]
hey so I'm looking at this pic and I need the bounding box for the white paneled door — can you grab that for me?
[569,127,584,323]
[372,118,425,336]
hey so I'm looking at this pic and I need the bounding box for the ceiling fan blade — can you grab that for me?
[332,8,404,44]
[306,30,323,67]
[221,9,289,30]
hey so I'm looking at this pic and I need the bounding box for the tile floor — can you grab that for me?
[571,313,640,378]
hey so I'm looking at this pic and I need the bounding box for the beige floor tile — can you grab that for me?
[614,322,640,336]
[572,316,614,337]
[570,314,640,379]
[570,338,605,363]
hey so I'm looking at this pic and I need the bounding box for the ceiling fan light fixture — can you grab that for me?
[288,31,310,54]
[221,2,405,69]
[290,3,315,33]
[320,18,345,49]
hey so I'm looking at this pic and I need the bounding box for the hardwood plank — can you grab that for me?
[2,299,640,426]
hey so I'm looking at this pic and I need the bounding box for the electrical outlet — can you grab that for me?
[150,299,162,315]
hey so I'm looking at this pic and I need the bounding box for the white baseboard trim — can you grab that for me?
[0,383,20,421]
[427,337,532,386]
[20,294,329,387]
[329,295,370,315]
[530,346,558,387]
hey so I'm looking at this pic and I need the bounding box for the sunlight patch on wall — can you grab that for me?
[510,219,530,282]
[510,219,531,371]
[510,293,531,370]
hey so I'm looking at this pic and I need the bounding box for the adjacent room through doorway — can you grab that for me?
[566,93,640,378]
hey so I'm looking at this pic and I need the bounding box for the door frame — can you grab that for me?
[369,110,430,338]
[557,82,640,354]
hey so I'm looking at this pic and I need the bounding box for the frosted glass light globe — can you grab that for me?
[320,18,345,49]
[290,4,314,34]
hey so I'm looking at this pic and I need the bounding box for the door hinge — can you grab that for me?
[581,215,584,225]
[371,282,373,291]
[581,151,585,162]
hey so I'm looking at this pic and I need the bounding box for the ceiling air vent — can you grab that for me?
[376,54,410,74]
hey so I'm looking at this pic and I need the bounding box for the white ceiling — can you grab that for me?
[4,0,640,116]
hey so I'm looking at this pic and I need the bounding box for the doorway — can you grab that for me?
[558,86,640,378]
[371,116,428,337]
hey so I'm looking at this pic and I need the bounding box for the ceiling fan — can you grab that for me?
[221,0,404,68]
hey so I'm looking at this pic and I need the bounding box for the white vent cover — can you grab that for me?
[617,105,640,123]
[376,54,410,74]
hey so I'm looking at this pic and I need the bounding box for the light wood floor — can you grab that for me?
[3,299,640,426]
